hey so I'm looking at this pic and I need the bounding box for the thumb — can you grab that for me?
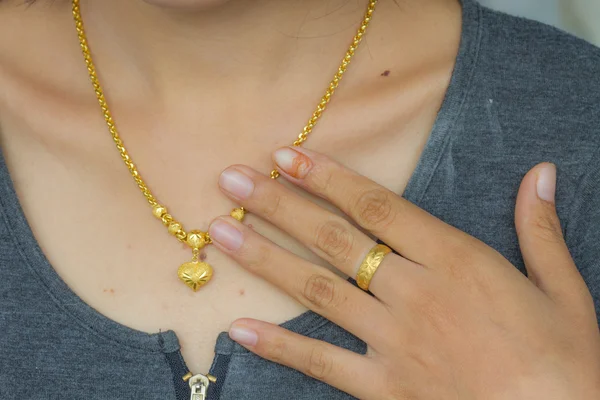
[515,163,591,309]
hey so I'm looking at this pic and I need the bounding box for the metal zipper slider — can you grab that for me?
[184,372,216,400]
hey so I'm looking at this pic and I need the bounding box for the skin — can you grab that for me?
[0,0,461,373]
[212,147,600,399]
[3,1,597,397]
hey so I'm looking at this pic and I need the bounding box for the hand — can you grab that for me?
[208,146,600,400]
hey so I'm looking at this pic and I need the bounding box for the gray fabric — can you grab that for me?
[1,0,600,398]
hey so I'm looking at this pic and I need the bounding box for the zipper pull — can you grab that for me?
[184,372,216,400]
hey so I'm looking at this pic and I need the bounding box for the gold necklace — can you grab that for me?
[71,0,378,292]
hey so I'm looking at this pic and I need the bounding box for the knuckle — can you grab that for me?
[530,212,563,244]
[383,368,414,400]
[258,192,284,218]
[439,235,485,280]
[302,274,339,310]
[304,345,333,380]
[464,266,496,300]
[406,286,455,335]
[305,163,334,194]
[244,244,272,272]
[445,237,474,262]
[350,188,395,232]
[443,244,475,280]
[314,220,354,263]
[264,338,287,363]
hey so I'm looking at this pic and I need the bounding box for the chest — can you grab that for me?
[0,71,448,374]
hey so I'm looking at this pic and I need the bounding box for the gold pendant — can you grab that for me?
[174,232,214,291]
[178,260,213,292]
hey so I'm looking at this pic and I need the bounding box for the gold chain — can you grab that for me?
[71,0,378,291]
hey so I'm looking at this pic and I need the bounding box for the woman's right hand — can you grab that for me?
[208,148,600,399]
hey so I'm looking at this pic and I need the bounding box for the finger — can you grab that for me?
[208,216,396,341]
[216,165,418,298]
[227,318,391,400]
[271,146,476,267]
[515,163,594,314]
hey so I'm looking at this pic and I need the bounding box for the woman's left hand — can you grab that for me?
[208,146,600,400]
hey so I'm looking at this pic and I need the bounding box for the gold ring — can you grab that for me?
[356,244,392,291]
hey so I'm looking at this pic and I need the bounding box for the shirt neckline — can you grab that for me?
[0,0,482,356]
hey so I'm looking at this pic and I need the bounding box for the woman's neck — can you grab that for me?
[2,0,460,118]
[78,0,375,97]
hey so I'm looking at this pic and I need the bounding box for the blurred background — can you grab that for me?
[478,0,600,45]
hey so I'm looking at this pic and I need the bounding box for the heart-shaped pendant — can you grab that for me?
[177,261,213,291]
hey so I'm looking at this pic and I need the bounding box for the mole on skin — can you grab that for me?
[381,70,391,77]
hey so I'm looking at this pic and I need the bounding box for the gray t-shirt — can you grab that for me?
[1,0,600,399]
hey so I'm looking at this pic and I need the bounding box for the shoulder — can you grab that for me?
[475,4,600,103]
[478,4,600,76]
[462,3,600,162]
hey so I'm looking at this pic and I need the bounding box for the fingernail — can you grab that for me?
[536,163,556,203]
[209,220,243,251]
[273,147,313,179]
[229,325,258,346]
[219,169,254,199]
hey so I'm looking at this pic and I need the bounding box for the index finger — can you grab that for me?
[271,146,476,266]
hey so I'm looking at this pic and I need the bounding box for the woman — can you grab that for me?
[0,0,599,398]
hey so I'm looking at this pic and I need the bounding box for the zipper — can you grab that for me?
[183,372,217,400]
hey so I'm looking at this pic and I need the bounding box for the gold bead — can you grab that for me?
[161,214,173,226]
[186,230,207,250]
[231,207,246,221]
[175,231,187,242]
[168,221,182,235]
[72,0,378,292]
[152,204,167,218]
